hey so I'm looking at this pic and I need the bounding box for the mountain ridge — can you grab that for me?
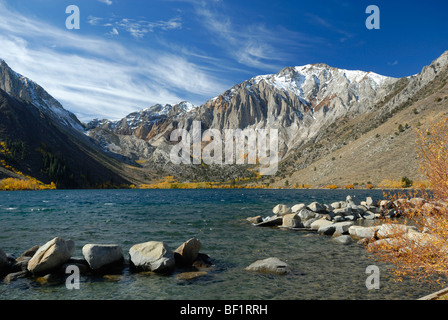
[1,51,448,188]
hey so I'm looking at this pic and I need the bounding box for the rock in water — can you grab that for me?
[174,238,202,267]
[0,248,10,275]
[82,244,124,270]
[308,202,326,213]
[272,204,291,216]
[27,237,75,275]
[129,241,175,274]
[282,213,303,228]
[245,257,290,275]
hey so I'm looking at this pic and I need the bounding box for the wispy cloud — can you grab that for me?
[192,3,322,72]
[88,15,182,39]
[98,0,113,5]
[0,2,224,121]
[306,13,355,42]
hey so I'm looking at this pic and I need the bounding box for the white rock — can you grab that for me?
[298,208,316,221]
[308,202,326,213]
[272,204,291,216]
[376,224,418,239]
[318,224,336,236]
[82,244,124,270]
[348,225,379,240]
[366,197,375,206]
[282,213,303,228]
[129,241,175,274]
[333,235,353,245]
[244,257,290,275]
[330,202,341,209]
[174,238,202,266]
[310,219,333,231]
[27,237,75,275]
[291,203,306,213]
[333,221,355,236]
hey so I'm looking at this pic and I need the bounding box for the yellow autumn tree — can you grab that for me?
[366,116,448,285]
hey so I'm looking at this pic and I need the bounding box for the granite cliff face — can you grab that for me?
[86,61,402,172]
[86,51,448,184]
[1,51,448,186]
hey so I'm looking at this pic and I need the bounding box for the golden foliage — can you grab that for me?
[378,179,403,189]
[367,116,448,285]
[324,184,339,189]
[0,178,56,191]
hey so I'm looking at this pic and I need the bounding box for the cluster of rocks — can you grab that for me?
[247,195,436,246]
[247,195,396,228]
[0,237,213,285]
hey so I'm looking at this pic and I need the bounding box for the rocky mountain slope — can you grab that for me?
[1,51,447,188]
[86,51,448,186]
[0,61,136,188]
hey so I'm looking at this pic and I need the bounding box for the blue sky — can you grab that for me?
[0,0,447,121]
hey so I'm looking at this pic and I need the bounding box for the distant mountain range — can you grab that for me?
[1,51,447,188]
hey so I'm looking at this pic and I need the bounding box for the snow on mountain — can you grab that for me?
[87,101,197,136]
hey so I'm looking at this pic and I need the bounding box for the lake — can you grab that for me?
[0,189,438,300]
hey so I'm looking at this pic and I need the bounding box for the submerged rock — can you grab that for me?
[255,216,283,227]
[245,257,290,275]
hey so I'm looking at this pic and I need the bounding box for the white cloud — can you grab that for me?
[193,5,321,72]
[0,2,225,121]
[98,0,113,5]
[93,16,182,39]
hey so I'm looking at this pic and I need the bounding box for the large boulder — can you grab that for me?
[244,257,290,275]
[82,244,124,271]
[174,238,202,267]
[332,221,355,237]
[27,237,75,275]
[298,208,316,221]
[410,197,426,207]
[318,224,336,236]
[291,204,306,213]
[376,224,418,239]
[129,241,175,274]
[346,195,360,205]
[333,207,352,216]
[332,235,354,245]
[282,213,303,228]
[310,219,333,231]
[308,202,326,213]
[272,204,291,216]
[366,197,375,207]
[348,226,379,240]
